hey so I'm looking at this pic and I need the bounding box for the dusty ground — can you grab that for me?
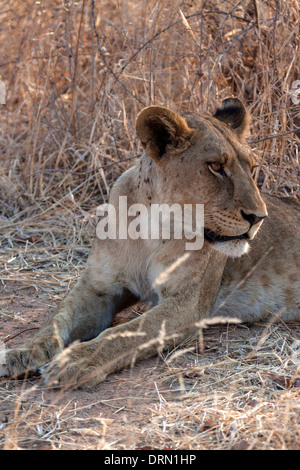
[1,281,300,450]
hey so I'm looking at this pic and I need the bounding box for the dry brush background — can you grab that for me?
[0,0,300,450]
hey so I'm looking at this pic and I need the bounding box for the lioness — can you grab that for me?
[2,98,300,388]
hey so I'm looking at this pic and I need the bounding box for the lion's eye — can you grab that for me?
[208,162,225,175]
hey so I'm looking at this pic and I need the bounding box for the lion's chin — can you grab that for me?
[211,239,250,258]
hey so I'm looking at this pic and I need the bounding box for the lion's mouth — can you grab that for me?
[204,228,248,243]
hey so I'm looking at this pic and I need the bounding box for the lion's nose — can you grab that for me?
[241,210,267,226]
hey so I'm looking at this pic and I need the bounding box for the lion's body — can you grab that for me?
[2,99,300,388]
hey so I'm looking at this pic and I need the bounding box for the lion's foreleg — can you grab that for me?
[3,275,133,378]
[41,296,200,388]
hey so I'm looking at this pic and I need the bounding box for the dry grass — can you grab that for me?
[1,322,300,450]
[0,0,300,450]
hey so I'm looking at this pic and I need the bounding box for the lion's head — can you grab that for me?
[136,98,267,258]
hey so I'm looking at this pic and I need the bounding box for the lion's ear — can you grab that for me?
[213,98,250,139]
[136,106,195,162]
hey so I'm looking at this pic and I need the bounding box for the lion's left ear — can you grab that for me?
[213,98,250,139]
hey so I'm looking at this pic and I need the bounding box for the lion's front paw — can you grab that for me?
[40,344,107,390]
[1,346,46,379]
